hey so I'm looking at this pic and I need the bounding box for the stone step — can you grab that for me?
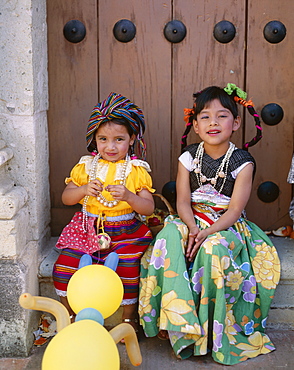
[38,236,294,329]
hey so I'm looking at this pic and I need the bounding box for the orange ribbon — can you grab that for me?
[183,108,194,125]
[234,96,254,107]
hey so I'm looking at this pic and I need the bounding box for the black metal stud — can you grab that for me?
[261,103,284,126]
[63,20,86,43]
[263,21,286,44]
[257,181,280,203]
[213,20,236,43]
[162,181,177,204]
[164,20,187,43]
[113,19,136,43]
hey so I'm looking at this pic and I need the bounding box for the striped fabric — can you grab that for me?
[52,249,89,292]
[53,217,152,303]
[192,202,228,227]
[86,92,146,159]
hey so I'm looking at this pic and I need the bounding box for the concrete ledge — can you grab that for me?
[38,238,59,301]
[38,238,59,279]
[269,236,294,309]
[268,308,294,329]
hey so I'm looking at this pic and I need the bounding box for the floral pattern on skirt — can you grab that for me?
[139,214,280,365]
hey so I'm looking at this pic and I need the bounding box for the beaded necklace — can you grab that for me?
[96,159,129,208]
[82,154,130,232]
[193,141,235,193]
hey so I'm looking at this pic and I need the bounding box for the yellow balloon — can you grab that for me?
[67,265,123,318]
[42,320,119,370]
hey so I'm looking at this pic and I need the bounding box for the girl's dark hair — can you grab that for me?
[194,86,238,118]
[181,85,262,152]
[110,117,134,137]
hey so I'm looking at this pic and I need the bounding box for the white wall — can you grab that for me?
[0,0,50,253]
[0,0,51,356]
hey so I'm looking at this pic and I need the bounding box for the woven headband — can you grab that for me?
[86,92,146,159]
[181,83,262,151]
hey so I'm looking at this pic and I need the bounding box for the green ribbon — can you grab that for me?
[224,83,247,100]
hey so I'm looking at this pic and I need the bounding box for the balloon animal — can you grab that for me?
[19,252,142,369]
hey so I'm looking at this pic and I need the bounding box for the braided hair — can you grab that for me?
[181,84,262,152]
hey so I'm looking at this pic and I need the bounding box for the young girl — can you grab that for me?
[53,92,155,331]
[139,84,280,365]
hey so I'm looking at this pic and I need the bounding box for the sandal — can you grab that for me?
[121,318,139,344]
[157,330,169,341]
[272,226,293,237]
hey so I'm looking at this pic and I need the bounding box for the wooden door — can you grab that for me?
[48,0,293,236]
[245,1,294,230]
[47,0,99,235]
[98,0,172,193]
[171,0,246,174]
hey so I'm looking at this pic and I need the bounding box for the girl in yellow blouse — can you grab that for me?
[53,93,155,333]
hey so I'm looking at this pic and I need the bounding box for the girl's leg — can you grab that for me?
[121,303,139,343]
[59,296,76,323]
[122,303,139,332]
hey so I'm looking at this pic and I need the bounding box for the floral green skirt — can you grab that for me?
[139,214,280,365]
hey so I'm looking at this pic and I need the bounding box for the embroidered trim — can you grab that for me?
[85,211,136,221]
[130,159,151,172]
[78,155,93,175]
[121,297,138,306]
[78,156,151,180]
[96,161,109,182]
[55,288,67,297]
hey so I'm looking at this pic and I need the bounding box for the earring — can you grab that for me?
[130,143,137,160]
[91,149,101,158]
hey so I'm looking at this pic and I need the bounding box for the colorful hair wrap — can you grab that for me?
[86,92,146,159]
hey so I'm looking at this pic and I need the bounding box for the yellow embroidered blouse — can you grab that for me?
[65,156,155,217]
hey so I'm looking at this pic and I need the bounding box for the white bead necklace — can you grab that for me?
[193,141,235,193]
[82,154,129,232]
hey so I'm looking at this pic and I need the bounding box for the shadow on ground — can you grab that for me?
[0,328,293,370]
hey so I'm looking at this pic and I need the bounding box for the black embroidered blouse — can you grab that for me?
[183,143,256,198]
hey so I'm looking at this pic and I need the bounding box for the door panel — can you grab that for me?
[172,1,247,178]
[47,0,98,235]
[98,0,172,192]
[245,1,293,229]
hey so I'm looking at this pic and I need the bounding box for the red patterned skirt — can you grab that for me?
[53,213,152,304]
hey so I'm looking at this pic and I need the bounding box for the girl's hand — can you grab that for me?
[186,225,200,261]
[105,184,131,202]
[62,179,103,206]
[84,179,103,197]
[104,185,154,215]
[186,227,210,261]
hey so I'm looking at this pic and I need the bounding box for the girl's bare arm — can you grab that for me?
[176,162,201,257]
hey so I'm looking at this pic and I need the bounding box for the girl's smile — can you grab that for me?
[193,99,240,153]
[95,121,135,162]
